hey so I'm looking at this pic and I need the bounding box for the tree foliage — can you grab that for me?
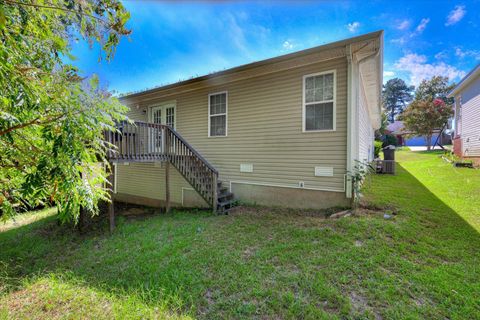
[401,76,455,150]
[0,0,131,222]
[414,75,455,105]
[382,78,414,123]
[401,98,453,150]
[375,111,389,140]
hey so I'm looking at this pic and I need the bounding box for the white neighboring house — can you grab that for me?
[449,64,480,164]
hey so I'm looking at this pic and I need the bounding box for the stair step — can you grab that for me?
[217,198,234,215]
[217,198,233,206]
[218,192,234,201]
[219,206,233,215]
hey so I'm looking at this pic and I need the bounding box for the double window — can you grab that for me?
[208,92,227,137]
[303,71,336,131]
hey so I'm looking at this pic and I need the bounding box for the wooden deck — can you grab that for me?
[104,121,233,224]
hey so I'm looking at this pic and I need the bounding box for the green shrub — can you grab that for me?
[374,140,383,158]
[383,134,398,147]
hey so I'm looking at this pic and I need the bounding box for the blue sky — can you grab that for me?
[71,0,480,94]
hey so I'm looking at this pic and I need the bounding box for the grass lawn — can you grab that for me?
[1,150,479,319]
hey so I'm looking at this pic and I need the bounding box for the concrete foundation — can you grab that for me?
[231,182,350,209]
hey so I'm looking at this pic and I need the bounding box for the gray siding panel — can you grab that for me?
[358,76,374,162]
[459,76,480,157]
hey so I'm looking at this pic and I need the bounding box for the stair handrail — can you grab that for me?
[164,125,219,175]
[106,120,219,211]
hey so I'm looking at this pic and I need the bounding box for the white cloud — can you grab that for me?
[391,18,429,45]
[282,40,294,50]
[446,5,466,26]
[394,53,466,86]
[415,18,430,33]
[455,47,480,60]
[383,71,395,77]
[224,13,249,57]
[396,20,411,30]
[347,22,360,32]
[391,37,407,45]
[434,51,448,60]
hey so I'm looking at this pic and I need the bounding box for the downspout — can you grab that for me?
[346,45,354,199]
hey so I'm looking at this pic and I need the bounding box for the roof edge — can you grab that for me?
[448,63,480,97]
[120,30,384,101]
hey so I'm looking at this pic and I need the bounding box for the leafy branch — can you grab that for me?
[4,0,109,26]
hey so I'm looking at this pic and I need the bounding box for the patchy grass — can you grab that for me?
[0,207,56,233]
[1,151,479,319]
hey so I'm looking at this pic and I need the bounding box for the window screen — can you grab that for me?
[209,92,227,136]
[304,73,335,131]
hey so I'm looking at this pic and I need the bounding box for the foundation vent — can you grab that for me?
[314,166,334,177]
[240,163,253,173]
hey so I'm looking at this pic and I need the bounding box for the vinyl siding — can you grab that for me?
[358,76,374,162]
[458,76,480,157]
[116,163,208,206]
[117,56,348,204]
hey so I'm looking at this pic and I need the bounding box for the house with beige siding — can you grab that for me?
[449,64,480,165]
[106,31,383,212]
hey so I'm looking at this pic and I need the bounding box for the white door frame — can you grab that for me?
[148,101,176,153]
[148,101,176,129]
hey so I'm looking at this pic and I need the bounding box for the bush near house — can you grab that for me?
[374,140,383,158]
[382,134,398,147]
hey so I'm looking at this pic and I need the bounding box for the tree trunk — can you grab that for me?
[426,134,432,151]
[78,206,86,234]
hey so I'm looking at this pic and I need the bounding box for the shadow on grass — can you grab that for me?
[0,162,479,318]
[366,161,479,232]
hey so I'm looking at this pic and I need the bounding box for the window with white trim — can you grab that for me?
[303,71,335,131]
[209,92,227,137]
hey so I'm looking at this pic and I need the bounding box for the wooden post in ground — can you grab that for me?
[165,161,170,213]
[212,173,218,214]
[108,162,115,232]
[78,207,86,233]
[165,128,171,213]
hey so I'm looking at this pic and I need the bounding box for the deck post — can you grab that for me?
[108,161,115,232]
[165,161,171,213]
[212,173,218,214]
[165,129,171,213]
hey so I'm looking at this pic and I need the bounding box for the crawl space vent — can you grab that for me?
[314,166,334,177]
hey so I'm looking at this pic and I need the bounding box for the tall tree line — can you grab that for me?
[382,78,415,123]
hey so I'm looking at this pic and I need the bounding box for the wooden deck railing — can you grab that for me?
[105,121,218,209]
[104,121,169,162]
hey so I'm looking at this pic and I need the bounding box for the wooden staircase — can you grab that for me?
[105,120,235,214]
[216,180,235,214]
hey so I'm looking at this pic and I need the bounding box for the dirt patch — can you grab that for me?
[358,202,399,215]
[350,291,369,312]
[229,205,338,219]
[204,289,215,305]
[114,203,159,220]
[349,291,383,320]
[354,240,363,247]
[242,246,258,259]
